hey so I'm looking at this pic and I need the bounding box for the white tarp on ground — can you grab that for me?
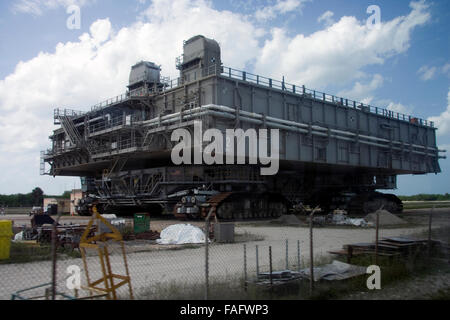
[331,213,371,227]
[156,224,208,245]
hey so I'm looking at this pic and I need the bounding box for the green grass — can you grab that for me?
[427,288,450,300]
[412,225,450,241]
[403,202,450,210]
[0,242,81,265]
[134,240,450,300]
[1,207,33,215]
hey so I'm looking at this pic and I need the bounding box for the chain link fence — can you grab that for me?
[1,209,449,300]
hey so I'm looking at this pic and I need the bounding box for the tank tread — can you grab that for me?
[214,192,287,221]
[347,192,403,216]
[201,192,234,218]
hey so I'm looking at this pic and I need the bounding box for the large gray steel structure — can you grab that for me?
[42,35,445,218]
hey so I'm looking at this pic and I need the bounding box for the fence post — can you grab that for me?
[347,246,353,264]
[309,212,313,295]
[51,212,63,300]
[375,212,379,265]
[244,244,247,292]
[51,224,57,300]
[269,246,273,287]
[204,207,213,300]
[428,206,434,257]
[256,245,259,278]
[205,218,209,300]
[309,206,319,296]
[285,239,289,270]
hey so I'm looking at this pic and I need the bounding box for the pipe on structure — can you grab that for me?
[136,104,442,158]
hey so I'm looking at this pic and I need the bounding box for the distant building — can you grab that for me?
[43,197,70,215]
[70,189,84,216]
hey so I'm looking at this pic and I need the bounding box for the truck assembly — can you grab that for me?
[42,35,445,219]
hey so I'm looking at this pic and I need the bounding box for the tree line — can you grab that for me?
[398,193,450,201]
[0,188,71,207]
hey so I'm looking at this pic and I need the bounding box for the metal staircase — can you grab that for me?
[58,115,83,146]
[147,172,163,196]
[57,115,94,154]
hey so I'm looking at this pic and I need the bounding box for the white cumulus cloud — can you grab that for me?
[12,0,93,15]
[429,88,450,137]
[254,0,431,89]
[442,63,450,77]
[317,10,334,26]
[338,74,384,103]
[386,102,413,115]
[418,65,437,81]
[254,0,308,21]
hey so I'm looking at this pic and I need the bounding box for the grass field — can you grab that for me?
[0,242,81,265]
[402,201,450,210]
[1,207,33,215]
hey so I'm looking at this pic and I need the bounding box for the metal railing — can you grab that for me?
[88,115,130,134]
[90,93,129,112]
[90,137,143,156]
[88,112,147,135]
[90,87,157,112]
[64,63,433,129]
[218,66,435,128]
[53,108,85,123]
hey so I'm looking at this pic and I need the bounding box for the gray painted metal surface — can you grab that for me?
[42,35,444,205]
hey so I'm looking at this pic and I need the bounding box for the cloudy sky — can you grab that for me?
[0,0,448,195]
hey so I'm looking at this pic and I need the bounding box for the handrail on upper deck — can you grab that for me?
[55,63,435,129]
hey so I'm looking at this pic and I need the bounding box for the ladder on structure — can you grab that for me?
[58,115,83,146]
